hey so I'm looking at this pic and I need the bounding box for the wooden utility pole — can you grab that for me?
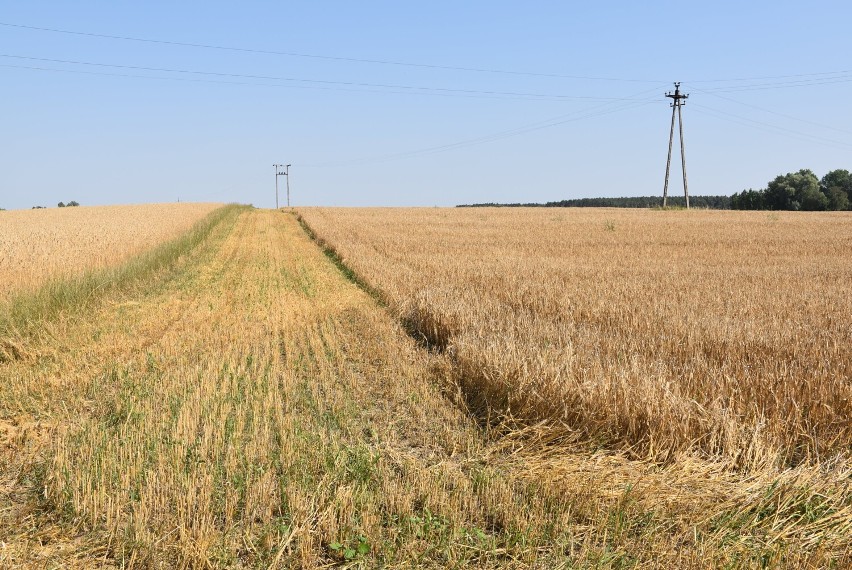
[663,82,689,208]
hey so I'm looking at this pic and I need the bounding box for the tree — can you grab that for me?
[820,169,852,210]
[58,202,65,208]
[731,188,765,210]
[799,185,829,211]
[68,200,80,207]
[764,169,822,211]
[824,187,850,211]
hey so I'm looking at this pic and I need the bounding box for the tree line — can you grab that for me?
[458,195,731,209]
[24,201,81,209]
[459,169,852,212]
[731,169,851,211]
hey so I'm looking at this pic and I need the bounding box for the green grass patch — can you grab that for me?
[292,212,387,308]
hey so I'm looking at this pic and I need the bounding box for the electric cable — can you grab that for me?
[298,86,666,167]
[0,53,649,101]
[689,103,852,150]
[687,85,852,137]
[0,21,666,84]
[0,62,617,101]
[4,21,851,87]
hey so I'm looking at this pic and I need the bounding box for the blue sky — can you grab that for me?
[2,1,851,209]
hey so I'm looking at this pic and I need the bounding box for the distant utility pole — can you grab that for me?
[284,164,291,207]
[662,82,689,209]
[273,163,287,209]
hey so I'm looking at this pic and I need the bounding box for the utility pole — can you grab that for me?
[273,163,286,209]
[284,164,291,207]
[662,82,689,209]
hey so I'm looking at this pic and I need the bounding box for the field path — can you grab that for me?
[0,209,505,568]
[2,209,848,568]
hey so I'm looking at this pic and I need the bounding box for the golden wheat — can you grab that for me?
[0,203,221,301]
[297,207,852,471]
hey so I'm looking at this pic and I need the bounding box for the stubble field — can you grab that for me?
[1,204,850,569]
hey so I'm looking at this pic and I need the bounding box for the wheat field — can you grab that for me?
[1,205,850,568]
[298,207,852,469]
[0,203,220,301]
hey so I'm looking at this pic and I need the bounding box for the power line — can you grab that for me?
[0,54,651,102]
[692,74,852,94]
[298,86,664,168]
[5,20,851,179]
[685,70,852,84]
[6,21,852,88]
[0,62,614,101]
[688,86,852,137]
[689,103,852,150]
[0,21,666,84]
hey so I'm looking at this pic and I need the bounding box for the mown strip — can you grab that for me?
[293,212,387,308]
[295,211,459,356]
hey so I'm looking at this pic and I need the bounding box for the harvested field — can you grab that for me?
[1,206,850,568]
[0,203,221,301]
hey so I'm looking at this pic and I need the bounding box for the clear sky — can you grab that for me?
[2,1,851,209]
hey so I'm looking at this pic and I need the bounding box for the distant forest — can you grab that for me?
[458,195,731,209]
[459,169,852,211]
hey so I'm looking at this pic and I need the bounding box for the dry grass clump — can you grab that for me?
[297,207,852,470]
[0,203,221,301]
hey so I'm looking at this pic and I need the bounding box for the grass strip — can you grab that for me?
[0,204,246,348]
[293,211,388,308]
